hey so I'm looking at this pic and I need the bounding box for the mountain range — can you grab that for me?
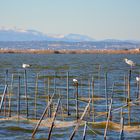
[0,28,94,42]
[0,28,140,50]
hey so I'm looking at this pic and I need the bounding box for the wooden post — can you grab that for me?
[124,74,127,102]
[120,117,124,140]
[60,99,64,121]
[92,77,94,122]
[98,64,101,95]
[47,98,61,140]
[67,71,70,115]
[44,75,47,104]
[136,79,140,99]
[80,78,83,96]
[75,82,79,120]
[34,73,39,119]
[32,94,54,138]
[119,108,124,140]
[54,72,56,94]
[24,69,29,118]
[88,79,91,116]
[17,76,21,120]
[4,69,8,116]
[88,79,91,99]
[82,121,87,140]
[138,81,140,98]
[127,70,131,103]
[105,72,108,116]
[128,105,131,126]
[104,98,113,140]
[0,85,8,113]
[48,77,51,118]
[8,74,14,117]
[4,87,7,117]
[5,69,8,85]
[69,99,91,140]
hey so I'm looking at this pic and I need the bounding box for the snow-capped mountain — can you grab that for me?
[0,28,94,42]
[0,28,48,41]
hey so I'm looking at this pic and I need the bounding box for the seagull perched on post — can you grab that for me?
[22,63,31,68]
[124,58,135,67]
[73,79,78,84]
[136,77,140,82]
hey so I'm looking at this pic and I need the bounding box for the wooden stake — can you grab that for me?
[69,99,91,140]
[4,87,7,117]
[75,82,79,120]
[47,98,61,140]
[67,71,70,115]
[88,79,91,116]
[48,77,51,118]
[53,72,56,94]
[32,94,54,138]
[128,105,131,126]
[136,79,140,99]
[24,69,29,118]
[4,69,8,116]
[8,74,14,117]
[17,76,21,121]
[120,117,124,140]
[119,108,124,140]
[123,74,127,102]
[92,77,94,122]
[105,72,108,116]
[82,121,87,140]
[127,70,131,103]
[60,99,64,121]
[104,98,113,140]
[98,64,101,95]
[34,73,39,119]
[0,85,8,113]
[5,69,8,85]
[44,75,47,104]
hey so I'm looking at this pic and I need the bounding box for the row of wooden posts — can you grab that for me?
[0,70,94,120]
[0,67,139,139]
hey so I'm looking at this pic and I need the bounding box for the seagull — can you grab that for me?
[22,63,31,68]
[124,58,135,67]
[73,79,78,83]
[136,77,140,82]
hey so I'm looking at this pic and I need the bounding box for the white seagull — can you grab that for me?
[124,58,135,67]
[73,79,78,83]
[136,77,140,82]
[22,63,31,68]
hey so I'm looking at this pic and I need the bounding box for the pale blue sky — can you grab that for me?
[0,0,140,40]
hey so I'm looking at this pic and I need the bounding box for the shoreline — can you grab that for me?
[0,49,140,54]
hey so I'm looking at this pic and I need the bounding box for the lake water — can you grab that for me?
[0,53,140,140]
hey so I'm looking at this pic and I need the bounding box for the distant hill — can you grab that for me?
[0,28,94,42]
[0,28,140,50]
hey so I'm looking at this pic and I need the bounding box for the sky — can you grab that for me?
[0,0,140,40]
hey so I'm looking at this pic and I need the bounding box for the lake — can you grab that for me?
[0,53,140,140]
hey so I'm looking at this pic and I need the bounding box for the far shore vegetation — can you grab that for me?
[0,49,140,54]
